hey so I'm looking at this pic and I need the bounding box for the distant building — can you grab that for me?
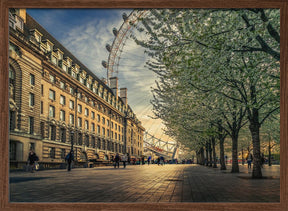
[9,9,145,169]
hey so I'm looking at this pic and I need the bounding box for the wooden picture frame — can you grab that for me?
[1,0,287,210]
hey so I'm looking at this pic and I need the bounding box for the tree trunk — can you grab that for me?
[200,147,205,165]
[249,119,262,178]
[205,143,209,166]
[219,137,226,170]
[231,135,239,173]
[209,140,213,167]
[268,138,272,166]
[212,137,217,168]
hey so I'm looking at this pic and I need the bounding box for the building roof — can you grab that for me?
[25,13,112,93]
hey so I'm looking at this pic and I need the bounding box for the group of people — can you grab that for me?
[111,153,130,168]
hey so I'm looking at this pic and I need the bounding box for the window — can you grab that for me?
[115,124,117,130]
[97,138,101,149]
[111,132,113,139]
[107,120,110,127]
[49,125,56,140]
[52,56,57,65]
[28,116,34,134]
[60,95,66,105]
[111,122,114,128]
[78,104,82,113]
[30,74,35,85]
[29,93,34,106]
[78,133,83,145]
[9,111,16,131]
[92,137,96,148]
[84,96,88,103]
[60,81,65,89]
[69,87,74,94]
[41,84,44,96]
[69,100,74,109]
[79,77,84,84]
[69,114,74,124]
[85,135,89,147]
[102,127,105,136]
[49,89,55,100]
[91,111,95,119]
[97,114,100,122]
[107,129,110,137]
[49,74,55,83]
[102,117,105,124]
[93,87,97,93]
[78,117,82,127]
[40,122,45,138]
[91,101,95,107]
[92,123,95,132]
[85,108,89,116]
[71,71,76,78]
[77,92,81,99]
[60,128,66,143]
[60,110,65,121]
[49,147,55,158]
[85,120,89,130]
[62,65,67,72]
[97,125,100,134]
[86,83,90,89]
[49,105,55,118]
[61,149,66,159]
[40,101,43,114]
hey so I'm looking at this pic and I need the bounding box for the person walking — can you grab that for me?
[114,153,120,168]
[141,156,145,165]
[157,157,160,165]
[121,153,128,168]
[147,156,151,165]
[65,150,74,171]
[247,153,253,169]
[28,149,38,173]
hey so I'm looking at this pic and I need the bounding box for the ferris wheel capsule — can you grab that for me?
[105,44,111,52]
[102,60,107,68]
[112,28,118,36]
[122,13,128,21]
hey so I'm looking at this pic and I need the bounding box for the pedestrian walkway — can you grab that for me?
[9,164,279,202]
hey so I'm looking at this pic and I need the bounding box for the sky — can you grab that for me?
[27,9,172,144]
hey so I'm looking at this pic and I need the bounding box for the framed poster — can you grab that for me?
[1,0,287,210]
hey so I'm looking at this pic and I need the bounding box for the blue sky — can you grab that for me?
[27,9,169,141]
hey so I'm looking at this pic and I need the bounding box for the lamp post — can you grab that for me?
[70,130,74,152]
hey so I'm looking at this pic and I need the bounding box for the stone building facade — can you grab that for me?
[8,9,145,169]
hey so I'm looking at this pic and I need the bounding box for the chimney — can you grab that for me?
[120,88,128,106]
[109,77,118,100]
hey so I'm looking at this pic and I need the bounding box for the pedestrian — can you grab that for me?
[147,156,151,165]
[261,153,265,168]
[160,156,164,165]
[114,153,120,168]
[127,153,131,165]
[27,149,38,173]
[157,157,160,165]
[247,153,253,169]
[65,150,74,171]
[142,156,145,165]
[121,153,128,168]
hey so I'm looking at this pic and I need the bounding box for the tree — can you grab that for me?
[132,8,280,178]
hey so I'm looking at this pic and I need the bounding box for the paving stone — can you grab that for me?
[9,164,280,202]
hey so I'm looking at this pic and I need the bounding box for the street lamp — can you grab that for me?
[70,130,74,152]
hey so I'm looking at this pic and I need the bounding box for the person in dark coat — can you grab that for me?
[114,153,120,168]
[28,150,38,173]
[65,150,74,171]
